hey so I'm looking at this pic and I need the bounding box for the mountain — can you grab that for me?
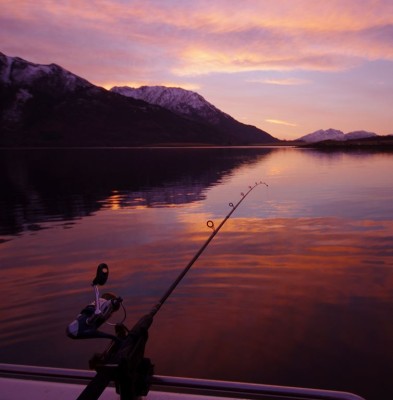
[111,86,226,123]
[297,129,345,143]
[0,52,276,147]
[298,128,378,143]
[344,130,378,140]
[111,85,278,144]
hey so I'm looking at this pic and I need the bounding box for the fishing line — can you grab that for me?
[150,181,268,317]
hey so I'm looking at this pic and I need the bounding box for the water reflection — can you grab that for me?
[0,148,272,237]
[1,147,393,400]
[147,217,393,399]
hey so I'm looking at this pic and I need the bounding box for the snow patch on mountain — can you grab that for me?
[0,54,13,83]
[0,52,92,91]
[111,85,229,125]
[1,52,96,126]
[298,129,345,143]
[298,128,378,143]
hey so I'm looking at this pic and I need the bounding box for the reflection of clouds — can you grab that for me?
[266,166,283,176]
[147,216,393,390]
[124,215,393,310]
[176,210,210,227]
[263,199,305,217]
[2,211,393,394]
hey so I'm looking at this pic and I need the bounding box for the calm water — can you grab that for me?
[0,147,392,400]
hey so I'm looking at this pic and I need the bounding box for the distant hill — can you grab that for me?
[0,52,277,147]
[111,85,278,144]
[296,128,393,149]
[302,135,393,150]
[297,128,378,143]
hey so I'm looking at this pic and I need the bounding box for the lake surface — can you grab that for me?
[0,147,392,400]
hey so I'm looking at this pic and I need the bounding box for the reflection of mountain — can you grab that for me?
[0,148,272,236]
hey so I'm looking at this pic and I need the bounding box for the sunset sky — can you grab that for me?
[1,0,392,140]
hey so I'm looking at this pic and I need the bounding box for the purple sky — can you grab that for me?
[1,0,392,139]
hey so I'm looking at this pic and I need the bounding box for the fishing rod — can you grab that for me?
[150,180,268,317]
[66,181,267,400]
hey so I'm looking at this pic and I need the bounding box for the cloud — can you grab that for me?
[1,0,393,84]
[1,0,392,141]
[250,78,310,85]
[137,1,393,77]
[265,119,298,127]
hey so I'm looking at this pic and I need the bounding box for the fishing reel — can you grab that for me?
[66,263,125,341]
[67,264,154,400]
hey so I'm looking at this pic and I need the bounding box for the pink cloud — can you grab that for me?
[2,0,393,81]
[1,0,392,138]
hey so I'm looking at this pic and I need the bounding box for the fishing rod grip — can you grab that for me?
[76,371,112,400]
[81,313,155,400]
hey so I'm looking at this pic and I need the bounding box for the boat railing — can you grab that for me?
[0,363,366,400]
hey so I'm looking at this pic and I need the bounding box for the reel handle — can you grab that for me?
[92,263,109,286]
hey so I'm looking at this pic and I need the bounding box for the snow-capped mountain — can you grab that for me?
[111,85,277,144]
[298,129,346,143]
[298,129,378,143]
[0,52,93,92]
[111,86,226,125]
[0,52,96,125]
[0,52,276,146]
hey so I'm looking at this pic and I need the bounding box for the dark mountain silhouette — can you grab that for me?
[111,85,277,145]
[0,52,277,146]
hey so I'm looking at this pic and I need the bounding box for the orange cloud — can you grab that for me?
[266,119,298,127]
[2,0,393,81]
[257,78,310,85]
